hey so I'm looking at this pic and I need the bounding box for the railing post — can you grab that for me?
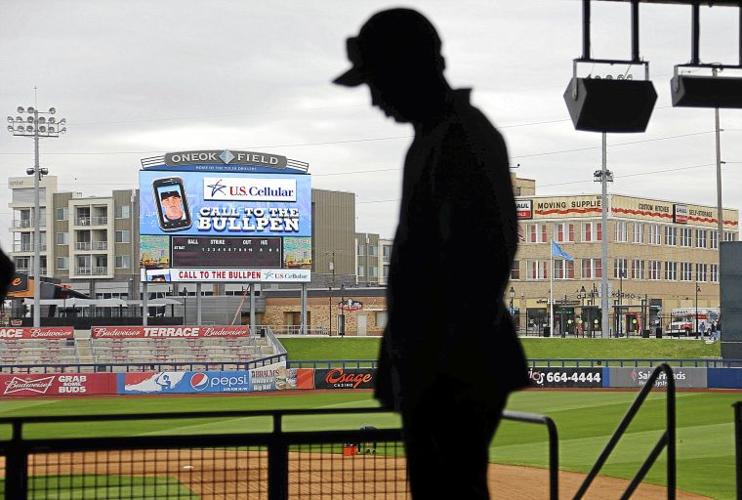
[6,421,28,500]
[268,413,289,500]
[735,402,742,500]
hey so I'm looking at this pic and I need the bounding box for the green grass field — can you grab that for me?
[1,390,737,499]
[280,337,721,361]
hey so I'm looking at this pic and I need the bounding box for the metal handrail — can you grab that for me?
[734,401,742,500]
[573,363,676,500]
[502,410,559,500]
[0,406,559,500]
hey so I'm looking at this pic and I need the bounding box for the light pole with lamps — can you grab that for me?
[7,103,66,327]
[508,286,515,316]
[577,285,587,337]
[328,251,335,336]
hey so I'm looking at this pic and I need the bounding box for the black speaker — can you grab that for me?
[671,75,742,108]
[563,78,657,133]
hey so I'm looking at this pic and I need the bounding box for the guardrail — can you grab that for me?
[0,406,558,500]
[2,357,740,374]
[574,363,676,500]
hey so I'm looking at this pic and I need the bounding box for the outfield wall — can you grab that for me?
[2,366,742,397]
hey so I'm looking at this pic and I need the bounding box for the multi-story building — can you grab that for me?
[8,176,140,299]
[354,232,381,286]
[512,191,739,335]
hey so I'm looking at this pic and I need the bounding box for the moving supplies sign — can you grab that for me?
[91,325,249,338]
[0,373,116,397]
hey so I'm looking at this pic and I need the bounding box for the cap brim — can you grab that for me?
[332,67,366,87]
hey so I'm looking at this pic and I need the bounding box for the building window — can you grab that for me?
[510,260,520,280]
[648,260,661,280]
[710,264,719,282]
[680,262,693,281]
[664,226,676,246]
[724,231,737,242]
[528,223,548,243]
[115,255,131,269]
[375,311,388,329]
[554,260,574,279]
[710,231,719,249]
[696,263,707,282]
[357,264,365,277]
[55,207,69,221]
[555,223,575,243]
[581,258,602,279]
[56,232,68,245]
[358,244,365,256]
[648,224,661,245]
[526,260,548,280]
[631,259,644,279]
[115,230,130,243]
[615,221,628,242]
[664,261,677,281]
[695,229,707,248]
[679,227,692,247]
[115,205,130,219]
[613,258,628,279]
[382,245,391,259]
[56,257,68,270]
[632,223,644,244]
[582,222,602,242]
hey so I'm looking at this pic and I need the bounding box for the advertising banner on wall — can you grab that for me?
[91,325,249,339]
[314,368,376,390]
[527,367,603,388]
[0,373,116,397]
[151,268,311,283]
[249,362,314,392]
[0,327,75,340]
[119,371,251,394]
[607,367,708,389]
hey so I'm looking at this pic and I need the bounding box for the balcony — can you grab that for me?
[92,240,108,251]
[91,216,108,226]
[93,266,108,275]
[12,244,46,253]
[75,241,92,251]
[75,267,91,275]
[12,220,31,229]
[76,216,91,226]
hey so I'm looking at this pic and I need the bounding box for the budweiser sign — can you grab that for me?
[91,326,250,339]
[0,327,74,340]
[3,376,55,395]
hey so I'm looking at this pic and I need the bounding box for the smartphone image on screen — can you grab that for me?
[153,177,192,231]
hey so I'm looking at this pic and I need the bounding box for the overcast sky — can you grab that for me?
[1,0,741,250]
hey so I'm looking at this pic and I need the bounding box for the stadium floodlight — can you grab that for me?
[6,102,66,327]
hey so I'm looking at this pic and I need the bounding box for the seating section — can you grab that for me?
[0,339,80,368]
[89,336,276,366]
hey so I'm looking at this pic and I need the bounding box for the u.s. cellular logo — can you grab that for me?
[203,177,296,202]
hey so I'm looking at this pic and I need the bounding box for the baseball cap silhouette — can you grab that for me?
[333,8,443,87]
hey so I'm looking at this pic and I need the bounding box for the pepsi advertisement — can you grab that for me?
[139,171,312,238]
[119,371,251,394]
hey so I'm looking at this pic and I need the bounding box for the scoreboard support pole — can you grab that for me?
[301,284,308,335]
[196,282,202,326]
[250,284,256,334]
[142,282,148,326]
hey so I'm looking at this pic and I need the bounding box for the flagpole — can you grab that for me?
[550,239,554,338]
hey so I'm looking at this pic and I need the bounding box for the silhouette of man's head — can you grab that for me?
[334,8,448,124]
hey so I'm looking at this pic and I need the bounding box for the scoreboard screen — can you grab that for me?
[171,236,282,268]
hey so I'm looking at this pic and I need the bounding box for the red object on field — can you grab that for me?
[342,445,357,456]
[91,325,249,339]
[0,373,116,397]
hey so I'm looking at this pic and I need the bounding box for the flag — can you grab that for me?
[551,241,574,261]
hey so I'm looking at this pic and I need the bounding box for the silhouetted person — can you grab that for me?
[334,8,528,499]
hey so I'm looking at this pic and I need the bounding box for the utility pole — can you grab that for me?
[713,66,724,242]
[594,132,613,338]
[7,100,66,327]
